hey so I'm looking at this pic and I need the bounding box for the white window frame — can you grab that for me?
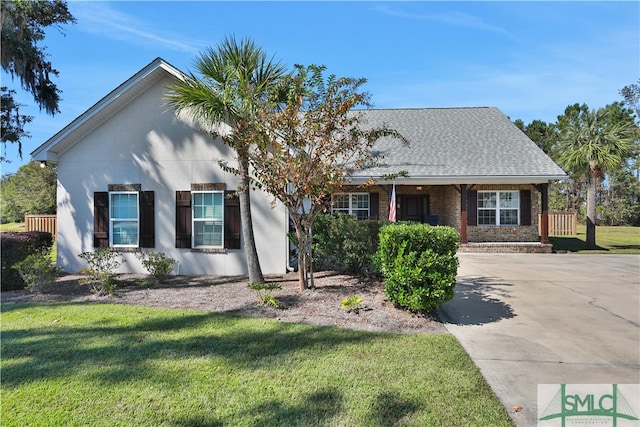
[331,193,370,219]
[192,190,225,249]
[109,191,139,247]
[477,191,520,226]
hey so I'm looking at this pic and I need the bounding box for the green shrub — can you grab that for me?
[312,213,384,277]
[12,248,59,293]
[340,295,364,313]
[136,250,177,283]
[248,283,282,309]
[78,248,125,295]
[1,231,53,291]
[377,223,459,312]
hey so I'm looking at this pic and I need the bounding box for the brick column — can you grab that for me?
[540,183,550,244]
[460,184,468,244]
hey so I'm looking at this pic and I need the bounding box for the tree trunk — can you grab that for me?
[586,172,597,250]
[296,226,308,290]
[238,155,265,284]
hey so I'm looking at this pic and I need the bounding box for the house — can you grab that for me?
[31,58,566,276]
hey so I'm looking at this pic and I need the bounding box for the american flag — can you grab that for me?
[388,184,397,222]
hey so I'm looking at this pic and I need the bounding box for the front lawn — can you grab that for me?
[550,225,640,254]
[1,303,514,426]
[0,222,25,232]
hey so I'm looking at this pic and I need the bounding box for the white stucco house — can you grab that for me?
[31,58,566,276]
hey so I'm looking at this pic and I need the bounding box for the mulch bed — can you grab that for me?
[1,271,447,334]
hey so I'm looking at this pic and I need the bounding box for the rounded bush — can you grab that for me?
[377,223,459,312]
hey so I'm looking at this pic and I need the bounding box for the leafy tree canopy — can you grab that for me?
[1,161,56,223]
[1,87,32,161]
[244,64,408,289]
[1,0,75,115]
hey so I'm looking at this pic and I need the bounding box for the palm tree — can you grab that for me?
[166,36,286,284]
[558,107,636,249]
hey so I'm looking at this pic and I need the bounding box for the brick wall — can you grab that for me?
[343,183,541,243]
[466,184,539,242]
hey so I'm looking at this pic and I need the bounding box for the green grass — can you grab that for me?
[550,225,640,254]
[1,303,514,427]
[0,222,25,232]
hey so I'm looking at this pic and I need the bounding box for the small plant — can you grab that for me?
[78,248,125,295]
[136,250,177,283]
[12,248,59,293]
[248,283,282,309]
[340,296,364,313]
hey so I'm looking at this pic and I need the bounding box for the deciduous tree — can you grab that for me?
[245,64,408,290]
[0,161,56,223]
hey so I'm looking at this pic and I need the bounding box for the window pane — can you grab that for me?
[478,210,496,225]
[194,220,223,247]
[352,194,369,209]
[333,194,349,210]
[478,192,496,209]
[194,192,223,220]
[111,193,138,219]
[500,209,518,225]
[112,220,138,245]
[193,192,224,247]
[500,191,519,209]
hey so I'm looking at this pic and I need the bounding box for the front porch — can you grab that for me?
[379,182,553,251]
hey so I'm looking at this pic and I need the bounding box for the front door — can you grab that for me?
[400,195,428,222]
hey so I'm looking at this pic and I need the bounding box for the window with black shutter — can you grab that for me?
[93,189,155,248]
[175,189,241,250]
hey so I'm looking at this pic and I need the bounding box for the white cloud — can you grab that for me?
[70,2,205,54]
[373,5,511,37]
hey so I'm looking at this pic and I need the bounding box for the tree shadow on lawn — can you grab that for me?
[438,276,516,326]
[170,387,420,427]
[549,236,608,252]
[1,303,382,388]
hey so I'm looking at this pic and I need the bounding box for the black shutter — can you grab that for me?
[139,191,155,248]
[175,191,192,248]
[369,192,379,220]
[224,192,241,249]
[467,190,478,226]
[94,192,109,248]
[520,189,531,226]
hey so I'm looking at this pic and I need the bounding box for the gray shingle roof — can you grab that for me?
[352,107,566,183]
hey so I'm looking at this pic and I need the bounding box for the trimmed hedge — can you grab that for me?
[1,231,53,291]
[312,213,385,277]
[377,223,459,312]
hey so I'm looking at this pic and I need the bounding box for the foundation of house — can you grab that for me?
[458,242,553,253]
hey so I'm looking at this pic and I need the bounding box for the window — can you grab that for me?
[192,191,224,248]
[332,193,370,219]
[110,192,139,246]
[94,190,154,248]
[478,191,519,226]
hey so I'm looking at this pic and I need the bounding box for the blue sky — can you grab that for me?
[1,1,638,175]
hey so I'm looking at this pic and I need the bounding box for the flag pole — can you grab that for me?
[388,182,397,222]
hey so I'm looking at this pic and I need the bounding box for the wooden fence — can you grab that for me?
[24,215,57,240]
[538,212,577,236]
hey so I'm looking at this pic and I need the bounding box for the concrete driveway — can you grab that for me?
[439,253,640,427]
